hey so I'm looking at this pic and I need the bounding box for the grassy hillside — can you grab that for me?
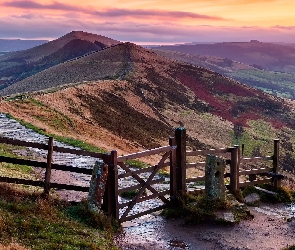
[154,49,295,100]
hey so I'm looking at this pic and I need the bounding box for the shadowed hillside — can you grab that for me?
[1,41,295,172]
[0,31,121,87]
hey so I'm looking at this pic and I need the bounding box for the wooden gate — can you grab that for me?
[102,138,177,223]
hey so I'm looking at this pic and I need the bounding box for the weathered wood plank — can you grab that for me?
[50,183,89,192]
[118,178,165,195]
[0,156,93,175]
[239,178,272,187]
[239,167,271,176]
[44,137,53,194]
[186,148,230,156]
[241,156,273,163]
[0,137,48,150]
[0,177,44,187]
[120,204,167,223]
[186,162,206,169]
[0,155,47,168]
[117,146,172,162]
[119,190,170,209]
[53,146,106,160]
[186,176,205,183]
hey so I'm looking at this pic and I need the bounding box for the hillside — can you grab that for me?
[0,42,295,174]
[0,31,121,88]
[153,41,295,74]
[154,49,295,99]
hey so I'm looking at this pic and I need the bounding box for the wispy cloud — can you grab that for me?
[2,0,81,11]
[1,0,227,21]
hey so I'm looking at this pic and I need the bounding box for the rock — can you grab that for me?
[244,193,260,206]
[87,161,108,213]
[215,211,236,224]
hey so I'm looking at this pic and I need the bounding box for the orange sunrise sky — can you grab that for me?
[0,0,294,44]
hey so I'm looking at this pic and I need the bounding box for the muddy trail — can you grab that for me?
[1,113,295,250]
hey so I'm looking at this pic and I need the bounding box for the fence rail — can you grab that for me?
[0,137,107,194]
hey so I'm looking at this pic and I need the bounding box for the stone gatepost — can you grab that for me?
[205,154,226,201]
[88,161,108,213]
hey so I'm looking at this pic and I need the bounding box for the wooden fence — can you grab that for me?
[180,128,281,193]
[0,128,283,222]
[0,137,109,194]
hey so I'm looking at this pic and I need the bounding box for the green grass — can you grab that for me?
[0,143,35,179]
[4,113,107,153]
[120,189,147,199]
[233,119,277,157]
[0,183,118,250]
[125,159,149,168]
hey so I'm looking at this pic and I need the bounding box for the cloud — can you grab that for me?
[2,0,81,11]
[1,0,227,21]
[0,14,294,44]
[92,8,226,21]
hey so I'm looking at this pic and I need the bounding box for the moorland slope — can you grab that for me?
[0,41,295,175]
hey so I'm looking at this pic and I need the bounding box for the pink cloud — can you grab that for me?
[2,0,227,21]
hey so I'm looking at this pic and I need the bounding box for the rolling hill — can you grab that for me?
[0,41,295,174]
[154,49,295,99]
[0,31,121,88]
[153,41,295,74]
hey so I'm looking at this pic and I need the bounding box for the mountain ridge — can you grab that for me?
[0,33,294,173]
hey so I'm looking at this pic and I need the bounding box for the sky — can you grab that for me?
[0,0,294,44]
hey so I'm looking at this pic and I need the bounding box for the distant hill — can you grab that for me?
[0,31,121,87]
[1,41,295,172]
[154,49,295,99]
[153,41,295,74]
[0,39,47,52]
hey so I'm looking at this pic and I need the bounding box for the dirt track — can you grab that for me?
[115,203,295,250]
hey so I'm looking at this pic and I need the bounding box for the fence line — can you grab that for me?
[0,137,108,194]
[0,128,283,222]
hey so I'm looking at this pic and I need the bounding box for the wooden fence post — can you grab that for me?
[175,127,186,194]
[169,137,177,200]
[230,145,239,194]
[44,137,53,195]
[103,150,119,220]
[273,139,281,188]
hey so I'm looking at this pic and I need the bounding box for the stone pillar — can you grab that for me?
[88,161,108,213]
[205,154,226,201]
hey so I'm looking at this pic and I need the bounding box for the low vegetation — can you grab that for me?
[0,183,118,250]
[162,192,251,225]
[0,148,119,249]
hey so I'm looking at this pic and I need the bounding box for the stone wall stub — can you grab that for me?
[88,161,108,213]
[205,154,226,201]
